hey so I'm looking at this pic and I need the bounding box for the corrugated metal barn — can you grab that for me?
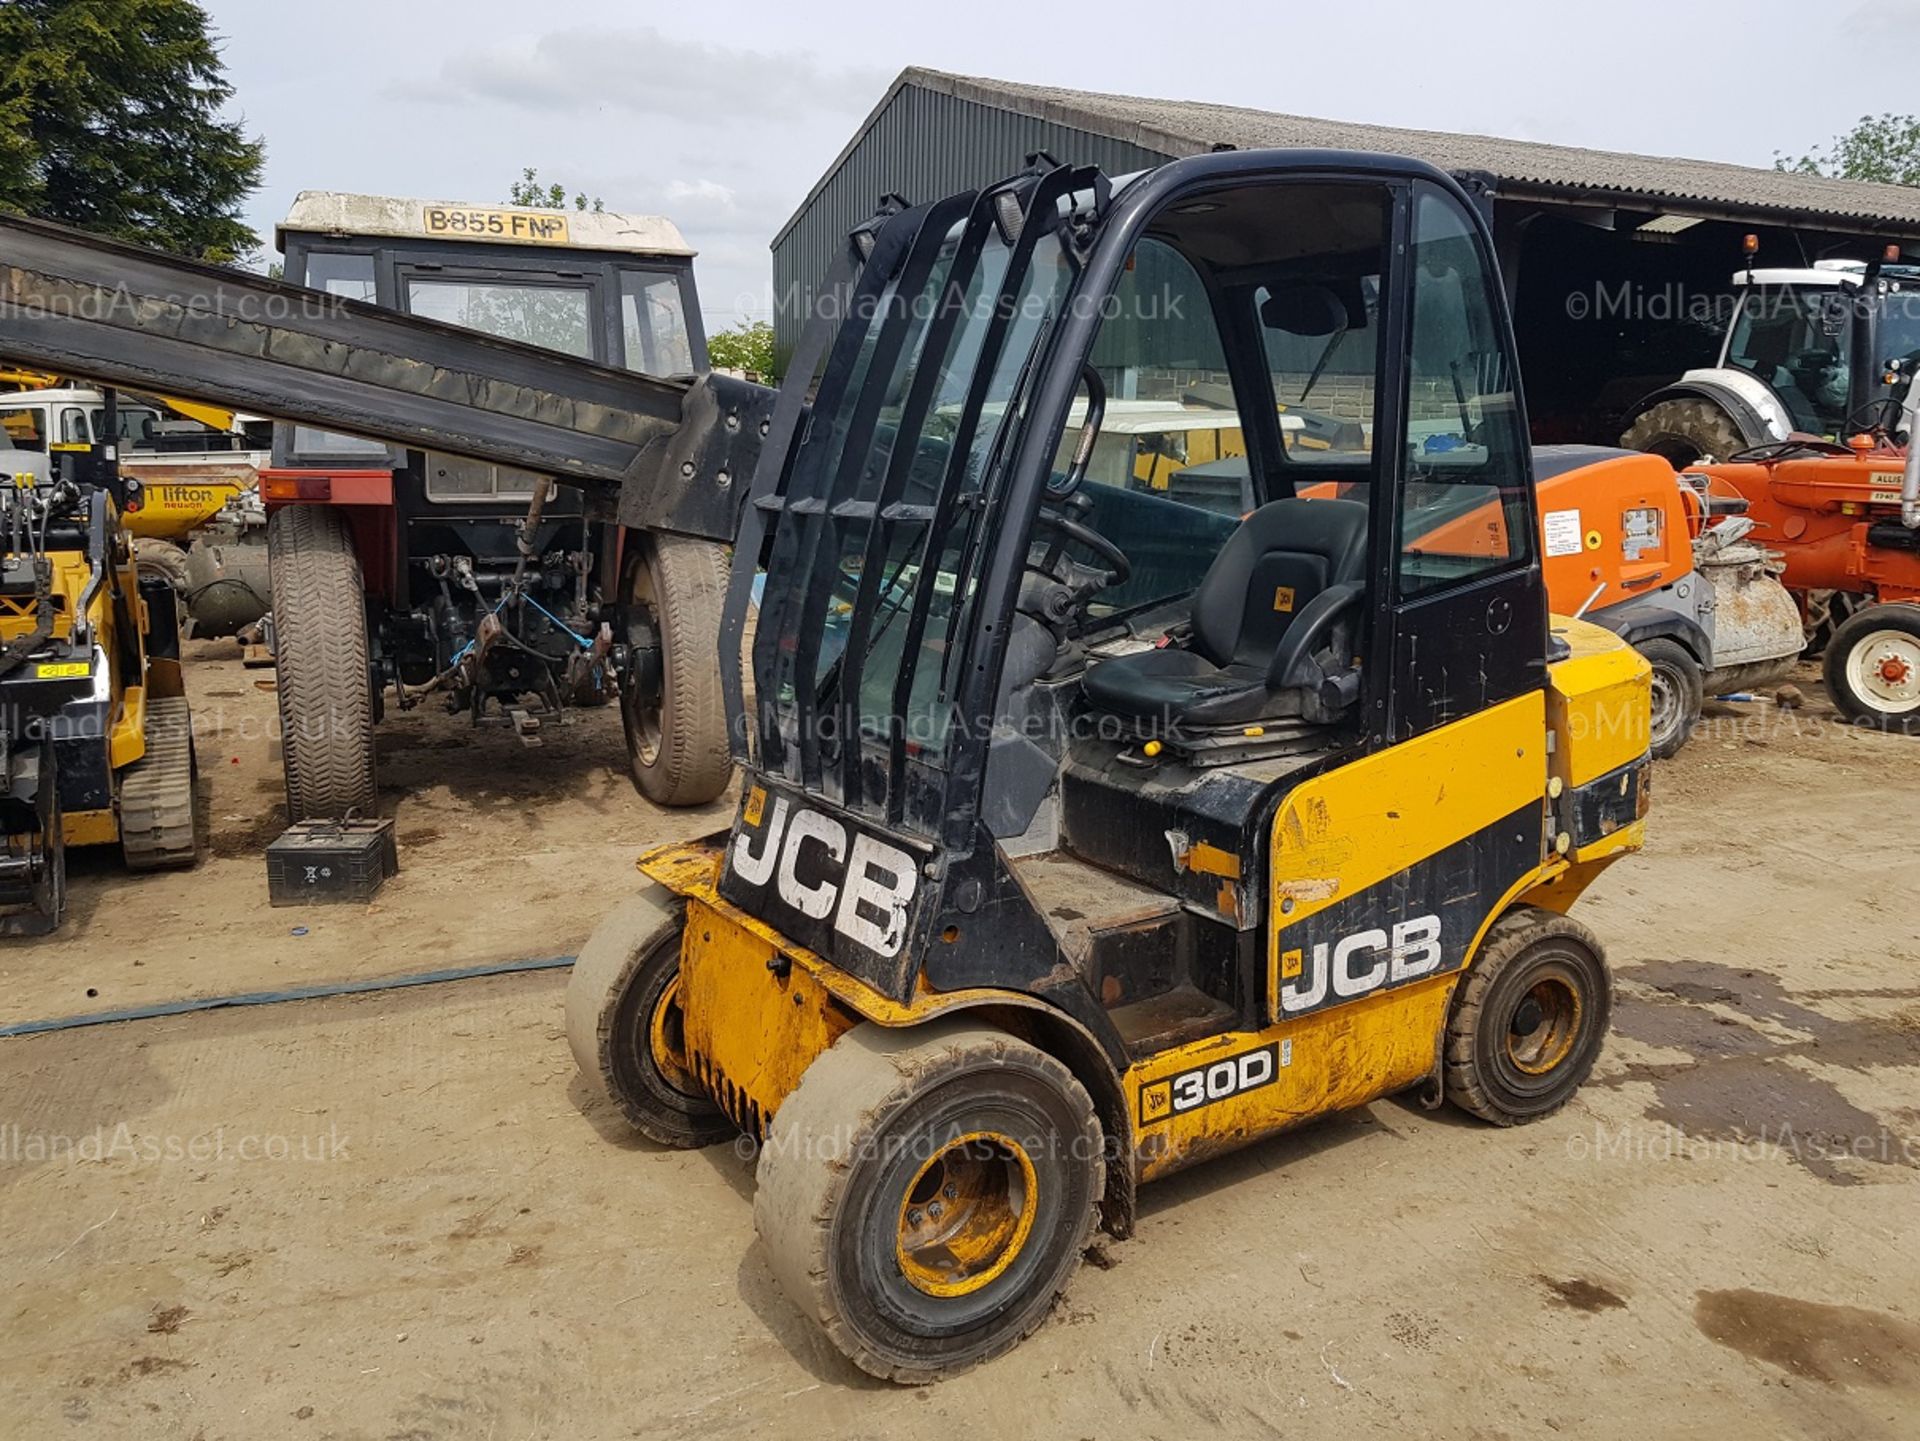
[773,68,1920,441]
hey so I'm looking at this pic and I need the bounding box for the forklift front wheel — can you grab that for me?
[1637,637,1702,760]
[1444,907,1611,1127]
[754,1022,1105,1384]
[564,887,732,1148]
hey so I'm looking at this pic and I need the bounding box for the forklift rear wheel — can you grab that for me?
[1619,398,1746,467]
[1823,603,1920,733]
[1444,907,1611,1126]
[1637,637,1703,759]
[267,506,378,821]
[754,1022,1104,1383]
[564,886,732,1148]
[621,535,734,808]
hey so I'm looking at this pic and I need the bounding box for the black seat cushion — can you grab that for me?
[1082,497,1367,730]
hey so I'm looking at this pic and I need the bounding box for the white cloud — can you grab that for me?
[422,27,888,125]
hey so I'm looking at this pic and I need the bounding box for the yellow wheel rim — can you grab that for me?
[895,1131,1039,1298]
[647,975,700,1096]
[1506,975,1583,1076]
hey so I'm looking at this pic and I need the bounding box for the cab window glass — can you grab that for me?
[620,270,696,377]
[294,252,386,457]
[59,408,89,444]
[1259,275,1379,463]
[1397,184,1533,598]
[2,408,48,452]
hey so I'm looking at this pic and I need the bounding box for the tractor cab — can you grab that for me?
[264,193,717,815]
[1622,253,1920,463]
[1720,260,1920,437]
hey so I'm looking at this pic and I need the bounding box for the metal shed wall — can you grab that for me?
[771,84,1169,365]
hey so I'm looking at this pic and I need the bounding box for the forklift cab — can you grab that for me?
[728,153,1563,1008]
[587,150,1650,1382]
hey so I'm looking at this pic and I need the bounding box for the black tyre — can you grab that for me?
[267,506,377,820]
[1619,398,1749,467]
[754,1022,1104,1384]
[1637,637,1704,759]
[1823,602,1920,733]
[1444,907,1611,1126]
[134,539,192,595]
[564,886,731,1147]
[620,534,733,807]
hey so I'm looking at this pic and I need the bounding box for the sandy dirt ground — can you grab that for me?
[0,639,732,1031]
[0,654,1917,1439]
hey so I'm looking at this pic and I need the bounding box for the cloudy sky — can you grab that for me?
[203,0,1919,334]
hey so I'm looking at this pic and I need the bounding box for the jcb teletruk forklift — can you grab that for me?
[0,398,204,933]
[569,150,1653,1380]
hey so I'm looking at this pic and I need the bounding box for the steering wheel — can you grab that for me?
[1845,396,1904,438]
[1034,504,1130,587]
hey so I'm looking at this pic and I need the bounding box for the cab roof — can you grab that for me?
[276,191,695,259]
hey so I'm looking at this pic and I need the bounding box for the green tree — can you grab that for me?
[707,320,777,381]
[1777,113,1920,187]
[0,0,264,260]
[508,167,603,213]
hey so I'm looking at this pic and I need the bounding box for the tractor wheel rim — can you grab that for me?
[647,975,701,1097]
[625,564,664,765]
[1847,629,1920,713]
[1506,976,1583,1077]
[895,1131,1038,1299]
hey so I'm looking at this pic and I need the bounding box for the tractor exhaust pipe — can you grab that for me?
[1903,383,1920,529]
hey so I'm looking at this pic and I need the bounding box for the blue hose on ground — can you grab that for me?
[0,953,576,1040]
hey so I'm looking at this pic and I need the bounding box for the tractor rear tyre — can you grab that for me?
[621,535,733,808]
[1637,637,1703,759]
[564,885,732,1148]
[267,506,378,820]
[1823,602,1920,733]
[119,695,206,870]
[1444,907,1611,1126]
[754,1022,1105,1383]
[1619,398,1747,467]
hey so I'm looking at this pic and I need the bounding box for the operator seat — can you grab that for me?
[1081,497,1368,729]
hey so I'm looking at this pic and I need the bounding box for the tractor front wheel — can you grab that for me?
[754,1022,1105,1384]
[267,506,378,820]
[1823,602,1920,733]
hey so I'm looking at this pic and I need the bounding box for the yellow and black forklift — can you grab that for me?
[0,389,204,934]
[568,150,1652,1380]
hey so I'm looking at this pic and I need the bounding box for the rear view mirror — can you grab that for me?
[1260,283,1351,338]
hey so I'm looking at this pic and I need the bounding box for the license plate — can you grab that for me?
[420,205,570,245]
[35,662,88,679]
